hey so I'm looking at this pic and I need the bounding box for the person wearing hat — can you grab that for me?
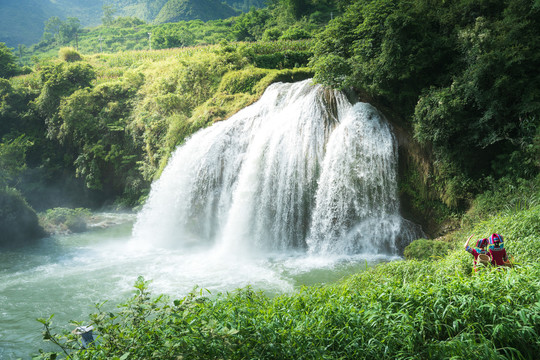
[464,234,491,271]
[488,233,509,266]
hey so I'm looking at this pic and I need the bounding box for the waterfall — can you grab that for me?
[132,79,422,254]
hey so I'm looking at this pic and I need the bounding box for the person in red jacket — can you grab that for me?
[488,233,509,266]
[464,234,490,270]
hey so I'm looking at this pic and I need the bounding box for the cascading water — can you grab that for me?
[0,80,428,360]
[132,79,422,254]
[1,79,426,359]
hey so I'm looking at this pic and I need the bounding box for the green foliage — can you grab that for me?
[463,176,540,227]
[58,47,82,62]
[311,0,540,209]
[219,67,269,94]
[57,79,143,193]
[39,207,91,234]
[280,25,311,40]
[37,204,540,359]
[42,17,81,46]
[237,40,314,69]
[151,24,196,49]
[0,78,30,137]
[0,42,20,78]
[35,61,96,131]
[0,135,32,186]
[262,28,282,41]
[153,0,238,24]
[233,7,272,41]
[403,238,453,261]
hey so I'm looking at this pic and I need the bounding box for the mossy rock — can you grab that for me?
[39,207,91,235]
[0,187,45,248]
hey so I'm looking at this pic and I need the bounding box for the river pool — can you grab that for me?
[0,213,400,359]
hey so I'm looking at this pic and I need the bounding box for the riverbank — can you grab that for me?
[1,213,400,360]
[35,205,540,359]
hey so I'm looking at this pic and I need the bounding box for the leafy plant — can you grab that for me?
[39,207,92,234]
[0,42,20,78]
[58,47,82,62]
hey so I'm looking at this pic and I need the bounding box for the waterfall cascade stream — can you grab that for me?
[132,79,423,254]
[0,80,424,359]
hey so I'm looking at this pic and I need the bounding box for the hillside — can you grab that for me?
[0,0,254,48]
[154,0,239,24]
[0,0,59,47]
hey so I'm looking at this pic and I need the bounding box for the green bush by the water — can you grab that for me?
[0,187,44,247]
[39,207,92,234]
[36,206,540,359]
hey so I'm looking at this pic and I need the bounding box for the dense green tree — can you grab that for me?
[284,0,311,19]
[413,0,540,177]
[102,4,117,26]
[33,62,95,139]
[42,17,81,45]
[42,16,62,43]
[61,17,81,44]
[152,24,195,49]
[0,79,26,135]
[0,135,32,187]
[311,0,540,206]
[233,8,271,40]
[57,81,142,193]
[0,43,19,78]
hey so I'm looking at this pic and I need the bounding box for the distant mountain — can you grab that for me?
[0,0,260,48]
[154,0,238,24]
[0,0,59,48]
[114,0,170,22]
[218,0,267,13]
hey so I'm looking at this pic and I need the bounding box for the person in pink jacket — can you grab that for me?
[488,233,509,266]
[464,234,490,271]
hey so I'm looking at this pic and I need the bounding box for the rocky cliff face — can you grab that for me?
[353,89,448,238]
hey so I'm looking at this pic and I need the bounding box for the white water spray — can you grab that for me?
[132,79,422,254]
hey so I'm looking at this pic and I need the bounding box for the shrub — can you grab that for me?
[0,187,44,247]
[252,50,313,69]
[218,68,269,94]
[39,207,92,234]
[462,175,540,227]
[280,26,311,40]
[262,28,282,41]
[59,47,82,62]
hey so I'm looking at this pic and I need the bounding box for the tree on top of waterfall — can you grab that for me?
[42,17,81,46]
[310,0,540,207]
